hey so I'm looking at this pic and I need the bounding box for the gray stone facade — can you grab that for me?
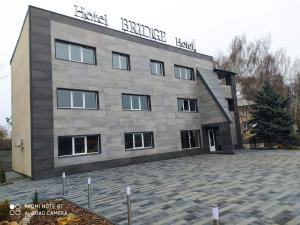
[11,6,242,180]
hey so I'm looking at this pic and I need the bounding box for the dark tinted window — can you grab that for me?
[58,137,72,156]
[74,137,85,154]
[134,133,143,148]
[125,133,134,149]
[180,131,189,149]
[87,135,99,153]
[144,132,153,148]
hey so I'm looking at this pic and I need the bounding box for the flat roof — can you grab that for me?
[11,5,214,64]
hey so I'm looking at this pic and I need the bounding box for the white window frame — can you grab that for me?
[58,90,98,109]
[182,130,201,149]
[175,66,194,80]
[113,53,129,70]
[179,99,197,112]
[59,135,100,157]
[123,94,150,111]
[126,132,153,150]
[56,41,95,64]
[151,61,164,76]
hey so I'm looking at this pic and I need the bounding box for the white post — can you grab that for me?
[62,172,66,197]
[212,204,220,225]
[127,187,132,225]
[88,178,91,208]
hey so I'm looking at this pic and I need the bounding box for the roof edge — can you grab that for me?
[26,5,213,61]
[10,8,29,65]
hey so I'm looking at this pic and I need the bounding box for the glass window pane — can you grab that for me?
[87,136,99,153]
[56,42,69,60]
[125,133,133,149]
[85,92,97,109]
[190,100,197,112]
[175,66,180,78]
[181,131,189,149]
[134,133,143,148]
[70,45,81,61]
[131,96,140,110]
[157,63,163,75]
[140,96,149,111]
[150,62,156,75]
[144,133,153,148]
[113,54,120,69]
[74,137,85,154]
[58,137,72,156]
[72,91,83,108]
[177,99,183,111]
[122,95,131,110]
[120,55,128,70]
[82,48,95,64]
[186,68,191,80]
[190,130,200,148]
[57,90,71,108]
[183,100,189,111]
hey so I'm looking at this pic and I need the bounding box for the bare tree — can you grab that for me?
[215,35,290,101]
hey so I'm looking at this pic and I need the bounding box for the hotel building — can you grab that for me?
[11,6,242,179]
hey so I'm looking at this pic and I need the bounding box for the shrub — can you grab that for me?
[0,167,6,184]
[0,199,10,221]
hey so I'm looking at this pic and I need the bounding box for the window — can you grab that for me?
[177,98,198,112]
[58,135,100,157]
[180,130,201,149]
[122,94,151,111]
[150,60,164,76]
[227,99,235,111]
[125,132,154,150]
[112,52,130,70]
[57,89,98,109]
[55,40,96,65]
[174,65,194,80]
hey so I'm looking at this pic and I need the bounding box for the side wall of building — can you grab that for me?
[11,14,32,176]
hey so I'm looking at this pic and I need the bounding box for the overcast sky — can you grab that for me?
[0,0,299,126]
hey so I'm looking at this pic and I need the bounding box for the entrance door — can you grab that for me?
[208,129,216,152]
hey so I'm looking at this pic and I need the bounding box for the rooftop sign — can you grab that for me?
[73,5,197,52]
[121,18,166,43]
[74,5,108,26]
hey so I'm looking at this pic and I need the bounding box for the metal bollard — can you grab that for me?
[88,178,92,208]
[211,204,220,225]
[127,187,132,225]
[62,172,66,197]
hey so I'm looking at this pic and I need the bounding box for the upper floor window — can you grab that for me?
[57,89,98,109]
[227,99,235,111]
[174,65,194,80]
[55,40,96,65]
[177,98,198,112]
[150,60,164,76]
[122,94,151,111]
[58,134,100,157]
[125,132,154,150]
[180,130,201,149]
[113,52,130,70]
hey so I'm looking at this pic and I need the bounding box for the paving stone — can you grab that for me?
[0,150,300,224]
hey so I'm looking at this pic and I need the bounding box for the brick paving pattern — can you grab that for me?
[1,150,300,225]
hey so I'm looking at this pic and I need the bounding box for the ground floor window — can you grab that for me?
[180,130,201,149]
[58,135,100,157]
[125,132,154,150]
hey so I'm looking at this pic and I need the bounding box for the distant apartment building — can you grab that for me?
[10,6,242,180]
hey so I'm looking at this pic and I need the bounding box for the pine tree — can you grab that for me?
[251,82,293,147]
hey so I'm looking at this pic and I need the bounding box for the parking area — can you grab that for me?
[1,150,300,225]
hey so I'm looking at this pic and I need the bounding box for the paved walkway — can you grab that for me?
[1,150,300,225]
